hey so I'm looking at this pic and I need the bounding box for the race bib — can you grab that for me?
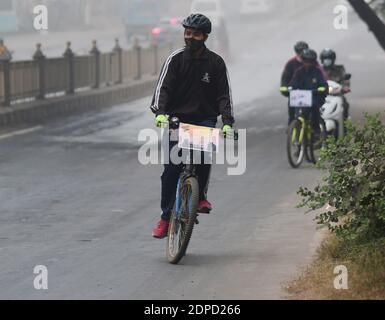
[289,90,313,107]
[178,123,220,153]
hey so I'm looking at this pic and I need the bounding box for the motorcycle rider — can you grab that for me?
[150,14,235,239]
[288,49,328,137]
[320,48,351,120]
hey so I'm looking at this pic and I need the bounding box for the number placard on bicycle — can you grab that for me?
[289,90,313,107]
[178,123,220,153]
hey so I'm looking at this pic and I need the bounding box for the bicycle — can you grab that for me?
[282,88,326,168]
[165,117,237,264]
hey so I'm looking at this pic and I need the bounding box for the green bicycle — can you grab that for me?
[281,87,326,168]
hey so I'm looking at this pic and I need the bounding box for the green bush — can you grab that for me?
[298,113,385,242]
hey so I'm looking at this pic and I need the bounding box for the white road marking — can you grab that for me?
[0,126,43,141]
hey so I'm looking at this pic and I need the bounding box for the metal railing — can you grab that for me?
[0,38,180,107]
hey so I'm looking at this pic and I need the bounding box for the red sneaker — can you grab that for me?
[152,219,169,239]
[197,200,212,214]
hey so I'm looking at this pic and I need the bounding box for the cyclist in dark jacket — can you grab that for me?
[281,41,309,89]
[281,41,328,125]
[289,49,328,135]
[150,14,235,239]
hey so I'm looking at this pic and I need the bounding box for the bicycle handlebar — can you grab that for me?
[167,116,238,141]
[279,87,327,94]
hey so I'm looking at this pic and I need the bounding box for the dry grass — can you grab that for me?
[285,233,385,300]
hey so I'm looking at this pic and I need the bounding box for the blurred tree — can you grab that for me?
[348,0,385,51]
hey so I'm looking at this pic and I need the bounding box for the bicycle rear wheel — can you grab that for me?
[287,119,305,168]
[166,177,199,264]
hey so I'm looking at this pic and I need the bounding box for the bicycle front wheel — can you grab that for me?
[166,177,199,264]
[287,119,305,168]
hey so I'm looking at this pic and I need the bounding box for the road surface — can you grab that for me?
[0,0,384,299]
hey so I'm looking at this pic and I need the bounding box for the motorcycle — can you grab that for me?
[320,74,351,139]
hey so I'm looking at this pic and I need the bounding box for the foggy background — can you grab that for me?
[1,0,324,61]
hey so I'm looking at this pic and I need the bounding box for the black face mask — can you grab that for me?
[185,38,204,52]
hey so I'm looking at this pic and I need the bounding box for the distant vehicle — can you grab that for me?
[190,0,225,28]
[151,17,184,46]
[239,0,271,15]
[205,23,229,59]
[121,0,164,43]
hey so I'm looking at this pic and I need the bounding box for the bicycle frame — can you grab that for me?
[291,116,305,144]
[292,108,312,144]
[174,148,196,219]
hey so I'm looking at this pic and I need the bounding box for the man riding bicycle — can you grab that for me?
[283,49,328,137]
[150,14,235,239]
[281,41,327,126]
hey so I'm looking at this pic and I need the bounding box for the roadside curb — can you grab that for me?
[0,76,157,127]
